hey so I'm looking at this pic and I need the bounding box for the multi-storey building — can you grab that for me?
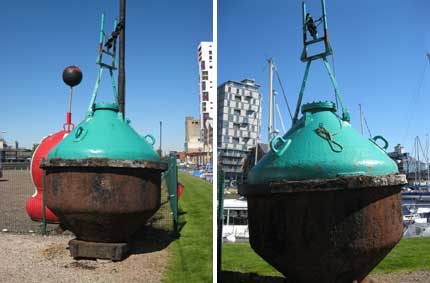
[217,79,262,186]
[198,42,215,153]
[184,116,203,153]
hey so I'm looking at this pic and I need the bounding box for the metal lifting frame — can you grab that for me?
[87,14,120,116]
[293,0,350,124]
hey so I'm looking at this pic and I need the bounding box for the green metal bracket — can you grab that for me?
[164,156,179,232]
[321,57,350,122]
[217,169,225,278]
[270,135,292,157]
[300,0,333,62]
[87,14,120,117]
[293,60,312,123]
[294,0,350,124]
[371,135,389,151]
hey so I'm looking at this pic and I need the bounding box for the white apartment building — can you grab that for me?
[197,41,215,152]
[217,79,262,186]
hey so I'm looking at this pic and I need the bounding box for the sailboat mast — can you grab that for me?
[268,58,274,142]
[426,134,430,189]
[359,104,364,135]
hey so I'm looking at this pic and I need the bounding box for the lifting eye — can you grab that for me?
[75,127,83,138]
[144,134,156,146]
[74,127,87,142]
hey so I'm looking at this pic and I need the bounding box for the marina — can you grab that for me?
[222,192,430,243]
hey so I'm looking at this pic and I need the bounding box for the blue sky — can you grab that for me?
[219,0,430,154]
[2,1,212,152]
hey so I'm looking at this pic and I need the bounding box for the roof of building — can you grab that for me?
[218,79,261,89]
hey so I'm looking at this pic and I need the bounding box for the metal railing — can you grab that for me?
[1,166,178,236]
[163,156,179,233]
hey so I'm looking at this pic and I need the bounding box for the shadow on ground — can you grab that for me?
[221,271,286,283]
[128,208,187,256]
[130,224,180,255]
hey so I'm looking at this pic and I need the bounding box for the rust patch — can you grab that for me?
[40,158,168,171]
[240,174,407,195]
[44,167,162,243]
[245,177,404,283]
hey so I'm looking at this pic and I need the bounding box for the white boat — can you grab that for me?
[222,198,249,242]
[403,204,430,237]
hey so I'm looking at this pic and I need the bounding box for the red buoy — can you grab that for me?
[177,182,183,200]
[25,65,82,223]
[25,131,68,223]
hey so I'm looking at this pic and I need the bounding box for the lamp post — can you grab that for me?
[0,131,6,162]
[159,121,162,157]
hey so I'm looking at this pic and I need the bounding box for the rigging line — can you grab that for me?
[275,103,287,133]
[363,116,372,138]
[417,137,428,163]
[273,67,293,120]
[401,59,429,143]
[426,134,429,162]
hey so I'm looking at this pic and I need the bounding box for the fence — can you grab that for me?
[163,155,179,232]
[217,169,225,276]
[0,168,56,234]
[0,162,179,236]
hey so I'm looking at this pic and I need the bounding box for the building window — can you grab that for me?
[202,81,206,91]
[209,50,212,55]
[232,137,240,144]
[202,92,209,101]
[235,95,241,101]
[233,123,240,130]
[234,109,241,115]
[236,88,240,94]
[202,71,209,80]
[246,110,254,116]
[228,87,231,93]
[209,56,212,60]
[201,60,206,70]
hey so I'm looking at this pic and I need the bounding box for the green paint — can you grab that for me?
[250,0,397,185]
[48,103,160,161]
[48,12,159,163]
[164,156,179,230]
[248,101,398,184]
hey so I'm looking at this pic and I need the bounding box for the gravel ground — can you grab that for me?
[0,170,57,233]
[0,170,175,283]
[369,271,430,283]
[0,233,169,283]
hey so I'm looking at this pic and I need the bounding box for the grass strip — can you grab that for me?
[162,172,213,282]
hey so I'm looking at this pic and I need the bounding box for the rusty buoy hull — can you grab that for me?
[240,174,406,283]
[41,158,167,243]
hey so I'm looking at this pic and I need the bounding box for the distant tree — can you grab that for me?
[31,144,39,154]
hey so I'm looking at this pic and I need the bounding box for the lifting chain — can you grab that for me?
[315,124,343,153]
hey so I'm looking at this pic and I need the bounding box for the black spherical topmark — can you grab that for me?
[62,66,83,87]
